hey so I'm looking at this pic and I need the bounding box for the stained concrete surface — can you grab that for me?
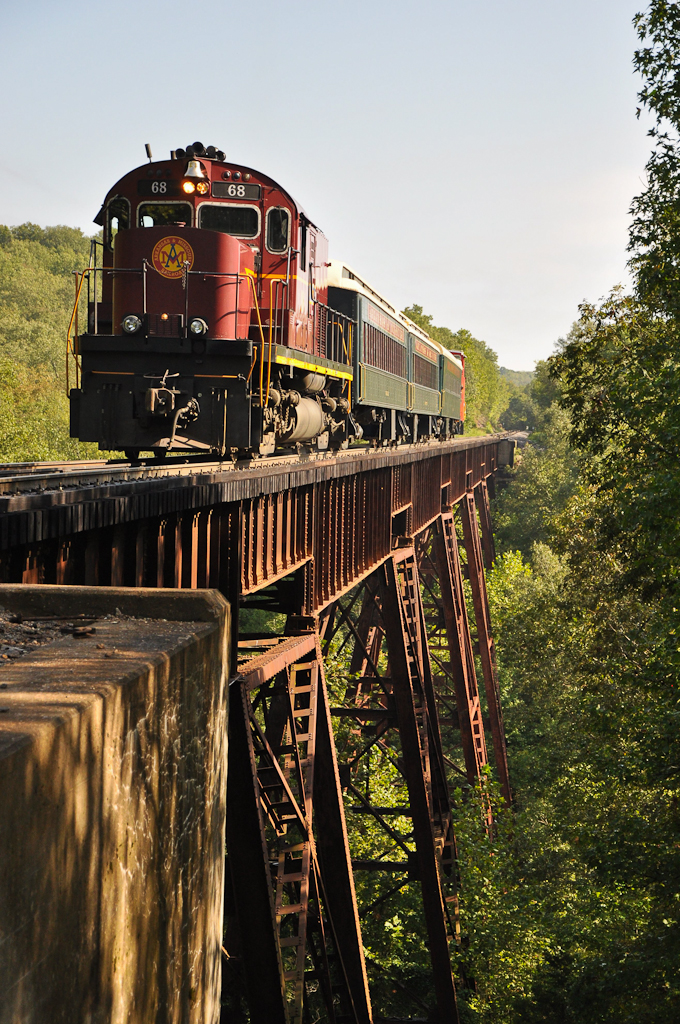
[0,585,230,1024]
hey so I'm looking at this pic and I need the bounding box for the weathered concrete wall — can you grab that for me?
[0,585,230,1024]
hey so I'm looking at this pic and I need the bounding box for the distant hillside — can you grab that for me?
[500,366,533,387]
[0,223,112,461]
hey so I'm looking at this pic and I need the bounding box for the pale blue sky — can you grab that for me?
[0,0,651,369]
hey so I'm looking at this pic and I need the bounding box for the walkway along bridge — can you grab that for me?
[0,434,515,1024]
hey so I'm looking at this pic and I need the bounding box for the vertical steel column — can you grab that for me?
[305,635,373,1024]
[432,513,489,786]
[475,480,496,570]
[227,634,371,1024]
[379,551,460,1024]
[460,491,511,805]
[226,679,288,1024]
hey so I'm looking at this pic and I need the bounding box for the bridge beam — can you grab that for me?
[460,489,512,806]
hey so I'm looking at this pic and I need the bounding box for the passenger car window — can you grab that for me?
[199,204,259,237]
[138,203,192,228]
[266,208,289,253]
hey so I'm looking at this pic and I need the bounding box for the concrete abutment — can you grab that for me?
[0,584,230,1024]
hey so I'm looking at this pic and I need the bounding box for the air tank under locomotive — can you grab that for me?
[69,142,464,459]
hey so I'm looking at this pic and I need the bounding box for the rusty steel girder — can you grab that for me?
[460,490,511,806]
[0,436,514,1023]
[226,633,371,1024]
[0,439,508,620]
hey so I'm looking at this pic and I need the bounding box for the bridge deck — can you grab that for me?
[0,434,514,619]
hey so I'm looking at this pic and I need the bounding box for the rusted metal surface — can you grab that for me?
[475,479,496,570]
[0,436,513,1023]
[227,634,371,1024]
[460,491,511,806]
[0,438,506,615]
[420,515,490,789]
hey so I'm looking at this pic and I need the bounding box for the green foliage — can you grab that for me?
[0,357,99,462]
[0,223,107,462]
[461,434,680,1020]
[403,304,511,433]
[0,222,93,372]
[499,367,533,387]
[550,291,680,589]
[499,358,562,433]
[629,3,680,310]
[493,409,579,556]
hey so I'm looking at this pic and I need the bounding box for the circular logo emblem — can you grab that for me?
[152,236,195,279]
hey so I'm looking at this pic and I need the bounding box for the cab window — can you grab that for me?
[138,203,192,228]
[199,204,259,237]
[105,197,130,251]
[299,218,307,272]
[266,207,290,253]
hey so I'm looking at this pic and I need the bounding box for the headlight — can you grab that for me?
[189,317,208,335]
[122,314,142,334]
[182,180,196,194]
[196,180,209,195]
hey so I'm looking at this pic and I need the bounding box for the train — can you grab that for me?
[69,142,466,460]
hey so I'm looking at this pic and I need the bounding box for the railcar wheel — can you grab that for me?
[124,448,140,463]
[153,449,168,461]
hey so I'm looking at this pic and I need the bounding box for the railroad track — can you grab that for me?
[0,433,516,499]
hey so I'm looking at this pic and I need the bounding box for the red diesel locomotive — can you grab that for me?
[69,142,465,459]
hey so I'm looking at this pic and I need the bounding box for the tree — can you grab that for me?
[402,305,511,432]
[0,224,110,460]
[629,3,680,311]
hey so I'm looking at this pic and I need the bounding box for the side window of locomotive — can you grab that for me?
[105,198,130,251]
[299,220,307,272]
[266,207,290,253]
[138,203,193,228]
[198,204,259,237]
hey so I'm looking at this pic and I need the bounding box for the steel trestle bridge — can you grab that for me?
[0,434,514,1024]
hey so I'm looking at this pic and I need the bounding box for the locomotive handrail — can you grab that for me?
[268,279,287,404]
[247,273,268,405]
[66,264,151,395]
[66,270,87,393]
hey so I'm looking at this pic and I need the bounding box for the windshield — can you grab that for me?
[199,204,259,237]
[138,203,193,228]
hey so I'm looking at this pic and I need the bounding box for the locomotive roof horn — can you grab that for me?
[175,144,225,161]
